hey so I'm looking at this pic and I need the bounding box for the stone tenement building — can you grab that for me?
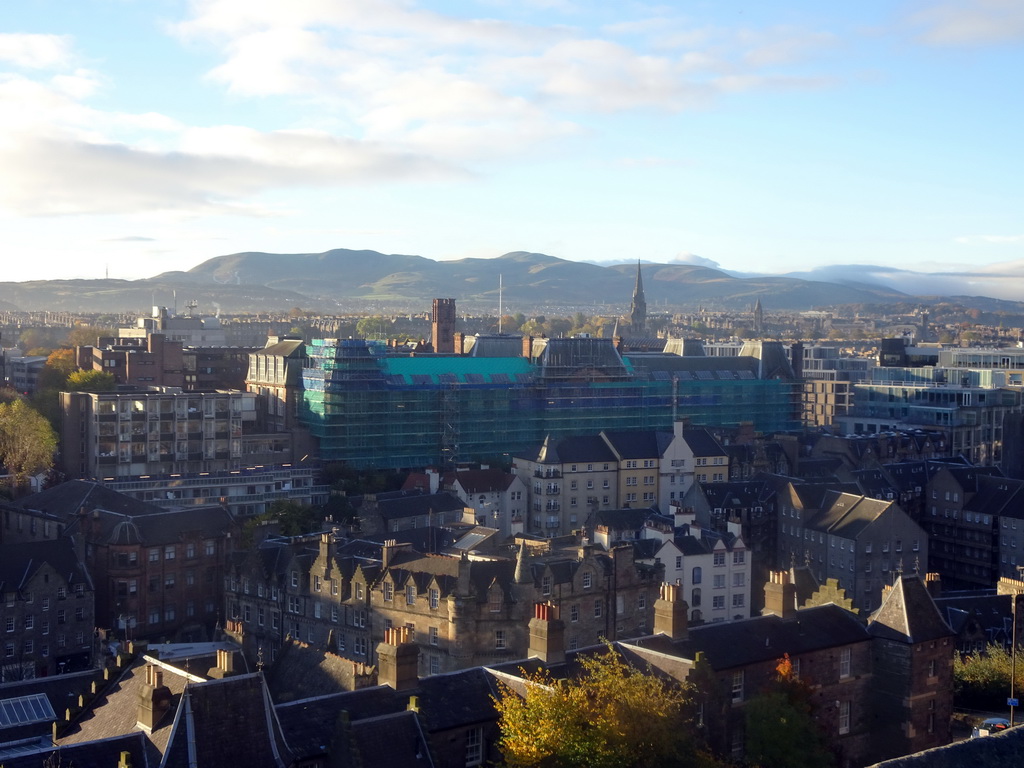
[225,530,663,677]
[0,538,95,680]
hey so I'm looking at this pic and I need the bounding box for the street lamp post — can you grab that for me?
[1012,593,1018,727]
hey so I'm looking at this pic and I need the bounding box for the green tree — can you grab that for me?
[954,643,1023,710]
[493,645,717,768]
[66,370,117,392]
[745,656,833,768]
[0,399,57,490]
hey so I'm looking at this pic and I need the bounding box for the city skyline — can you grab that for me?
[0,1,1022,297]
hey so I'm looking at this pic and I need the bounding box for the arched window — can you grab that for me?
[692,566,702,585]
[691,588,701,607]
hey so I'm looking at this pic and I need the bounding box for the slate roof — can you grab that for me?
[15,480,166,519]
[601,430,661,460]
[373,492,466,522]
[806,492,893,540]
[868,575,956,644]
[56,656,195,756]
[933,594,1011,645]
[259,338,306,358]
[345,710,435,768]
[529,434,618,465]
[276,666,502,765]
[447,468,516,494]
[700,481,772,509]
[647,603,870,671]
[161,673,292,768]
[0,538,90,594]
[265,639,370,704]
[682,427,727,458]
[594,507,659,532]
[0,732,152,768]
[90,505,236,548]
[965,475,1024,519]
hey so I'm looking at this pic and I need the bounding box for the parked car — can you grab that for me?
[971,717,1010,738]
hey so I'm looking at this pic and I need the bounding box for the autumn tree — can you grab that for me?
[0,398,57,491]
[493,645,719,768]
[744,655,833,768]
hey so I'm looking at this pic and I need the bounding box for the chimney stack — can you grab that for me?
[206,648,238,679]
[653,582,689,641]
[377,626,419,691]
[528,602,565,665]
[761,570,797,619]
[136,664,172,732]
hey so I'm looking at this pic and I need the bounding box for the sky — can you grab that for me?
[1,0,1023,298]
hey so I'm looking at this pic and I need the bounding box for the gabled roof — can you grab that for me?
[448,468,516,494]
[345,710,436,768]
[0,538,90,594]
[806,492,894,539]
[682,427,727,457]
[868,575,955,644]
[600,430,661,460]
[161,673,292,768]
[966,475,1024,519]
[700,481,771,509]
[266,639,371,703]
[258,338,306,358]
[528,434,618,465]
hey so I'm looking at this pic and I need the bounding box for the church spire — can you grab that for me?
[630,260,647,333]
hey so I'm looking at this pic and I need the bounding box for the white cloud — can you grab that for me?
[912,0,1024,45]
[0,33,73,69]
[670,253,721,268]
[0,131,460,217]
[0,1,849,222]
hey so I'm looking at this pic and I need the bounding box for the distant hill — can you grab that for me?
[0,248,1017,314]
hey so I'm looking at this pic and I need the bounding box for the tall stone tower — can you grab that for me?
[753,298,764,335]
[431,298,456,354]
[630,261,647,334]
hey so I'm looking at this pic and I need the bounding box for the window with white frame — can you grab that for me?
[839,647,851,678]
[465,726,484,767]
[731,671,744,702]
[839,700,850,734]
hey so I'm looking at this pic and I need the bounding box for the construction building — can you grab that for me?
[300,335,802,469]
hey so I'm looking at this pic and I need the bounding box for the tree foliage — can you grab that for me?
[66,370,117,392]
[744,655,833,768]
[954,644,1024,710]
[493,646,718,768]
[0,398,57,489]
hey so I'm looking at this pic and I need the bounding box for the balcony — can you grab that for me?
[534,469,561,479]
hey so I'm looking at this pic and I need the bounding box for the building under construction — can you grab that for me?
[300,334,802,469]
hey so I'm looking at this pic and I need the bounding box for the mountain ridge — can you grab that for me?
[0,248,1018,315]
